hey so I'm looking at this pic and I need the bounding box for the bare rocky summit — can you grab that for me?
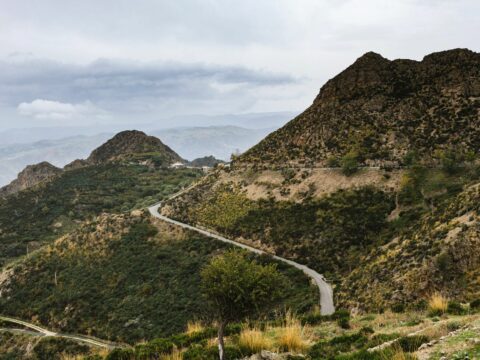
[0,162,62,198]
[240,49,480,166]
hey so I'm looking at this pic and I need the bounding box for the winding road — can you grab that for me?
[148,188,335,315]
[0,315,120,349]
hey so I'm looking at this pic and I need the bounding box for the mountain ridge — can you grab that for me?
[239,48,480,166]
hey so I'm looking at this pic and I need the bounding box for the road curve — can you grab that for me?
[0,316,120,349]
[148,198,335,315]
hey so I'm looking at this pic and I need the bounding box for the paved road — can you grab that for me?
[0,316,119,349]
[149,192,335,315]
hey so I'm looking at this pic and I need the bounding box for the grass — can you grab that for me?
[238,328,273,354]
[276,312,309,353]
[185,321,204,335]
[161,347,183,360]
[428,293,449,316]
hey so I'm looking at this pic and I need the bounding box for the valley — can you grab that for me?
[0,48,479,359]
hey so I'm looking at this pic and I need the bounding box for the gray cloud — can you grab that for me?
[0,0,479,129]
[0,58,294,106]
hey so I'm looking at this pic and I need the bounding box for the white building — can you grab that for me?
[170,162,186,169]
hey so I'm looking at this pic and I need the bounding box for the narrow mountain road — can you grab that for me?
[148,189,335,315]
[0,316,120,349]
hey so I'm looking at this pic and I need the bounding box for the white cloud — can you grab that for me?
[17,99,107,120]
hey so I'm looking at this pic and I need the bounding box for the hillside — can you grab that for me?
[0,130,201,266]
[240,49,480,166]
[0,163,201,267]
[0,212,318,343]
[163,49,480,313]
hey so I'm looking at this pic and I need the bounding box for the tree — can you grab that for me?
[201,250,285,360]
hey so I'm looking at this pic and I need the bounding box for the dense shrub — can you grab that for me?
[448,301,467,315]
[470,299,480,311]
[340,151,360,176]
[32,337,90,360]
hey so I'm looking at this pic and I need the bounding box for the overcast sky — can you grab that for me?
[0,0,479,130]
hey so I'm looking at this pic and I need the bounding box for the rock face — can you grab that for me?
[240,49,480,166]
[0,162,62,197]
[86,130,183,165]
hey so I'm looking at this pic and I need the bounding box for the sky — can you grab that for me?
[0,0,479,130]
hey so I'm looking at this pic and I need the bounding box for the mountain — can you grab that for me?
[240,49,480,166]
[0,131,184,197]
[162,49,480,312]
[0,161,62,198]
[86,130,183,165]
[152,126,276,161]
[188,156,225,167]
[0,126,275,187]
[0,134,111,187]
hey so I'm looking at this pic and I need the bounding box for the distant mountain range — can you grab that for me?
[0,125,276,186]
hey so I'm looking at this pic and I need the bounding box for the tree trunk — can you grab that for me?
[218,321,226,360]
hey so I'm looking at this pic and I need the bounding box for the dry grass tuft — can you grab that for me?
[428,293,448,315]
[161,347,183,360]
[238,328,273,353]
[185,321,204,335]
[276,311,308,353]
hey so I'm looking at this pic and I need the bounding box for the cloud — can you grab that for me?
[17,99,107,120]
[0,57,297,122]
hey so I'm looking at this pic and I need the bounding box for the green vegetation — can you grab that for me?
[0,164,201,266]
[340,151,360,176]
[100,308,480,360]
[0,215,317,343]
[201,250,285,360]
[0,333,97,360]
[189,186,394,277]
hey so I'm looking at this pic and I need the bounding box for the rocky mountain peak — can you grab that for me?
[0,161,62,198]
[240,48,480,166]
[86,130,183,165]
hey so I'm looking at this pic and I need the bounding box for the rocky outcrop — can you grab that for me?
[240,49,480,166]
[0,162,62,198]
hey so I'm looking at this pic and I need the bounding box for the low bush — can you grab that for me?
[391,303,405,313]
[469,299,480,311]
[447,301,467,315]
[395,335,429,352]
[337,317,351,329]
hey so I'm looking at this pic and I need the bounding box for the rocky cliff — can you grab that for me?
[0,162,62,198]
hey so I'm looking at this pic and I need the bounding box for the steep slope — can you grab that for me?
[86,130,182,165]
[163,49,480,312]
[0,162,62,198]
[339,182,480,311]
[240,49,480,166]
